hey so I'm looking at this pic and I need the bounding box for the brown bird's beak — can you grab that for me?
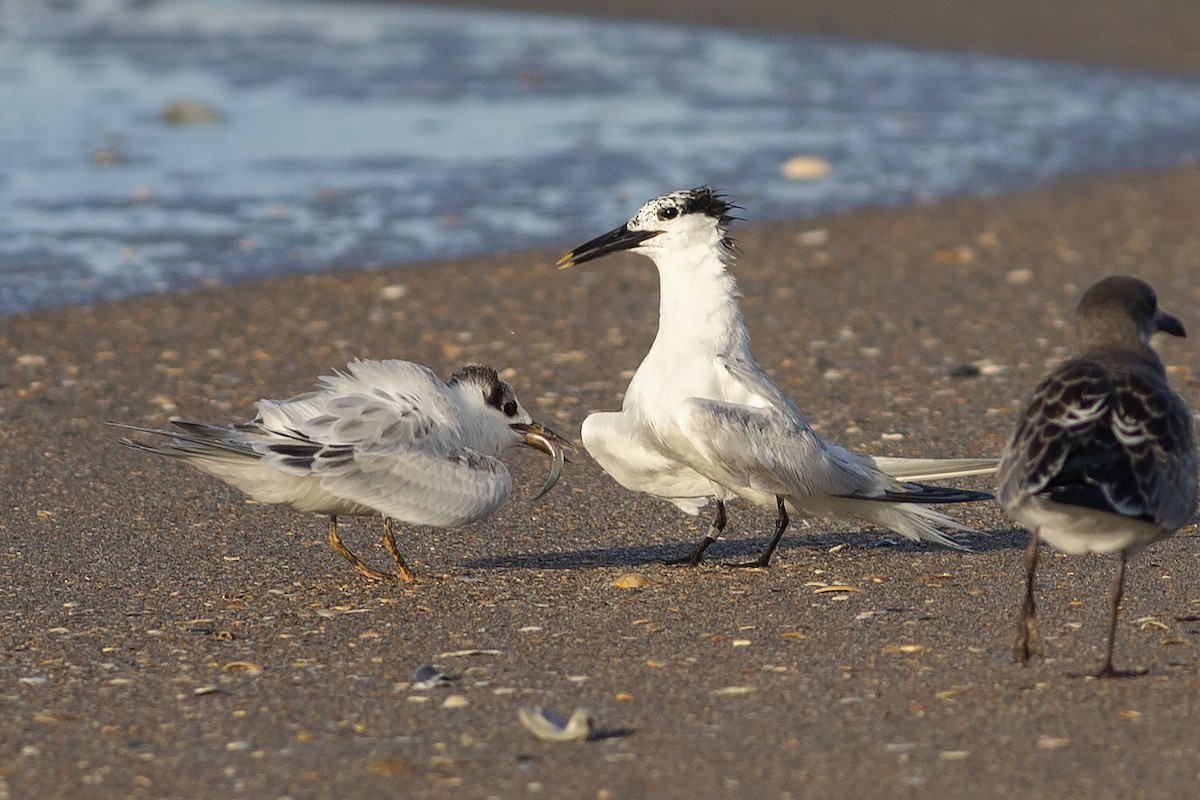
[509,421,578,501]
[1155,310,1187,338]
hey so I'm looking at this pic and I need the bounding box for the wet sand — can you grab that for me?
[4,2,1200,798]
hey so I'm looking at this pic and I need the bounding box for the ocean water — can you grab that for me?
[3,0,1200,314]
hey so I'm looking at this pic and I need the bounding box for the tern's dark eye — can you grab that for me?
[502,400,518,417]
[658,206,679,221]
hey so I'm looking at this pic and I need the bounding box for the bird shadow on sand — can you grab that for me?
[461,527,1027,571]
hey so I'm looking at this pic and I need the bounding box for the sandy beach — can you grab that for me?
[4,2,1200,798]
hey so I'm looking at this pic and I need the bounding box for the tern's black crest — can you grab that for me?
[656,186,740,230]
[679,187,736,222]
[449,364,502,403]
[448,363,519,415]
[633,187,741,255]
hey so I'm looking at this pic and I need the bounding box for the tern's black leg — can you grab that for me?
[326,514,394,582]
[382,517,416,582]
[665,500,727,566]
[1094,551,1130,679]
[733,496,788,569]
[1014,528,1043,663]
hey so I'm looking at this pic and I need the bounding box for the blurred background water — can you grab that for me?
[3,0,1200,314]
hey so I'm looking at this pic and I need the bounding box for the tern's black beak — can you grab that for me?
[508,421,578,502]
[1155,310,1186,338]
[556,224,662,269]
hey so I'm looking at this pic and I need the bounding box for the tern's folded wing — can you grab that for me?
[676,397,877,498]
[312,442,513,527]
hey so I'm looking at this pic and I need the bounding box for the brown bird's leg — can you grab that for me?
[1014,528,1044,663]
[1094,551,1129,679]
[665,500,727,566]
[382,517,416,583]
[326,515,394,582]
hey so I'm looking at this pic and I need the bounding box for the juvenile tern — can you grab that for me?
[558,187,996,566]
[997,275,1196,677]
[111,360,572,582]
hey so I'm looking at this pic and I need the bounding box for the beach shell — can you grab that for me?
[517,706,593,743]
[411,664,453,690]
[612,573,650,589]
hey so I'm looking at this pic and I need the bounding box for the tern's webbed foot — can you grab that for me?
[1089,664,1146,680]
[327,517,399,583]
[663,537,715,567]
[728,557,772,570]
[382,518,417,583]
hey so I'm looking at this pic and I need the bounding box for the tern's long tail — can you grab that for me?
[797,494,982,551]
[870,456,998,482]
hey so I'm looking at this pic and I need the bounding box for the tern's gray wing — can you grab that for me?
[715,354,810,421]
[676,397,880,499]
[252,367,513,527]
[314,437,513,528]
[998,357,1197,530]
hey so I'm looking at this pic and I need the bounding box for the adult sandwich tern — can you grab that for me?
[558,187,996,566]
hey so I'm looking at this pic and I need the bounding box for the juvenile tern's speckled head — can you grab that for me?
[557,187,739,269]
[448,364,575,498]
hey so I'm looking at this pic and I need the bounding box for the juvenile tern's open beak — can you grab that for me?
[556,224,662,269]
[509,421,577,501]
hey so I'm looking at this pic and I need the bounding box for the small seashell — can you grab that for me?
[518,706,593,743]
[812,585,863,594]
[612,573,650,589]
[222,662,263,675]
[781,155,832,180]
[16,353,47,367]
[411,664,453,690]
[160,98,224,125]
[1037,735,1070,750]
[438,649,502,658]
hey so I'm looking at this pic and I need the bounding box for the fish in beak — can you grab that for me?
[556,224,662,269]
[509,421,578,501]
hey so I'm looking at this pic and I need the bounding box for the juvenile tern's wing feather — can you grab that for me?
[316,440,513,528]
[260,371,513,527]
